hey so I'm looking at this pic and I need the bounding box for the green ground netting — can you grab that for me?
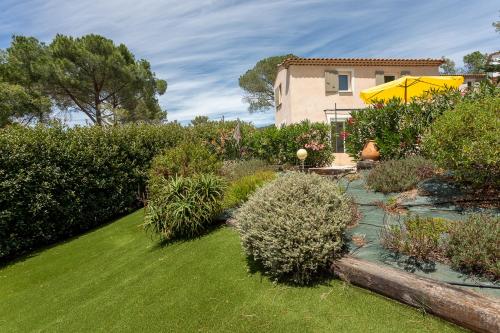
[337,172,500,298]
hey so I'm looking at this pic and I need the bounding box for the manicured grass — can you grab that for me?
[0,211,464,332]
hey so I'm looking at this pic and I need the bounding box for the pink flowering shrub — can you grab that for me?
[249,121,333,167]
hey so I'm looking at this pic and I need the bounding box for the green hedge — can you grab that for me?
[0,119,335,259]
[0,123,184,259]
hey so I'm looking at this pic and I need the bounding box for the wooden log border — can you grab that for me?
[331,256,500,333]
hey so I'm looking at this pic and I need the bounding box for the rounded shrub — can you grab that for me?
[422,95,500,187]
[149,141,221,179]
[144,174,226,239]
[366,156,435,193]
[235,172,353,285]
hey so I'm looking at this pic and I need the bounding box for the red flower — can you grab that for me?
[347,117,354,125]
[375,103,384,109]
[340,131,349,139]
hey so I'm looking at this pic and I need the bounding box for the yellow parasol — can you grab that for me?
[360,75,464,104]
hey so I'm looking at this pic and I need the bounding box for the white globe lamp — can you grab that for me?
[296,148,308,171]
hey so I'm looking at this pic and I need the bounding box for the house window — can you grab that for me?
[384,75,396,83]
[338,74,350,91]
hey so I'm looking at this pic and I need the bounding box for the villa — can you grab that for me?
[273,58,445,126]
[273,57,444,156]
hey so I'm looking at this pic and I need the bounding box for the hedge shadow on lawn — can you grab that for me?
[0,208,138,269]
[147,220,227,251]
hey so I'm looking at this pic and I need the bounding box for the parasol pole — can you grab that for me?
[404,77,408,104]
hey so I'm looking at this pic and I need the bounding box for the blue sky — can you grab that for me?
[0,0,498,126]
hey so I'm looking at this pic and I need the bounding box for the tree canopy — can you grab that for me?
[462,51,488,73]
[0,38,52,126]
[0,34,167,126]
[439,57,457,74]
[238,54,296,113]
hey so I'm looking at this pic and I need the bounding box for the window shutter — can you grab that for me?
[401,70,411,76]
[375,70,384,85]
[325,70,338,93]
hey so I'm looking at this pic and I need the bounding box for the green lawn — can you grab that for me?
[0,210,464,332]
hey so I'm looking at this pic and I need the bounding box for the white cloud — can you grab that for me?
[1,0,498,126]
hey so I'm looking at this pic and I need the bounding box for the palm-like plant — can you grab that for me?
[144,174,226,239]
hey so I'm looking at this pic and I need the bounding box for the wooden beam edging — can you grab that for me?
[331,256,500,333]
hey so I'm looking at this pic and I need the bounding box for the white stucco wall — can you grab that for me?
[274,64,440,126]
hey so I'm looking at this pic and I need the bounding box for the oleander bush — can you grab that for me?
[144,174,226,239]
[149,141,221,179]
[381,216,452,261]
[187,118,256,160]
[447,214,499,281]
[220,159,273,181]
[249,121,333,167]
[223,171,276,209]
[346,82,499,161]
[422,94,500,187]
[344,91,457,160]
[366,156,435,193]
[235,172,352,285]
[0,122,185,259]
[345,90,459,160]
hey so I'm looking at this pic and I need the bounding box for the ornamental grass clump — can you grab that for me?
[223,170,276,209]
[235,172,353,285]
[220,159,273,181]
[144,174,226,239]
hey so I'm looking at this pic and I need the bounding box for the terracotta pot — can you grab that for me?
[361,140,380,161]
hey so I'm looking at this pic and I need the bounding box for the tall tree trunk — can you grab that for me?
[95,102,102,126]
[94,82,102,126]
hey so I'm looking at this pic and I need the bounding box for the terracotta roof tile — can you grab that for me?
[279,57,444,68]
[441,73,487,79]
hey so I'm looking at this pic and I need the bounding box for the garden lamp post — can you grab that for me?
[297,148,308,172]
